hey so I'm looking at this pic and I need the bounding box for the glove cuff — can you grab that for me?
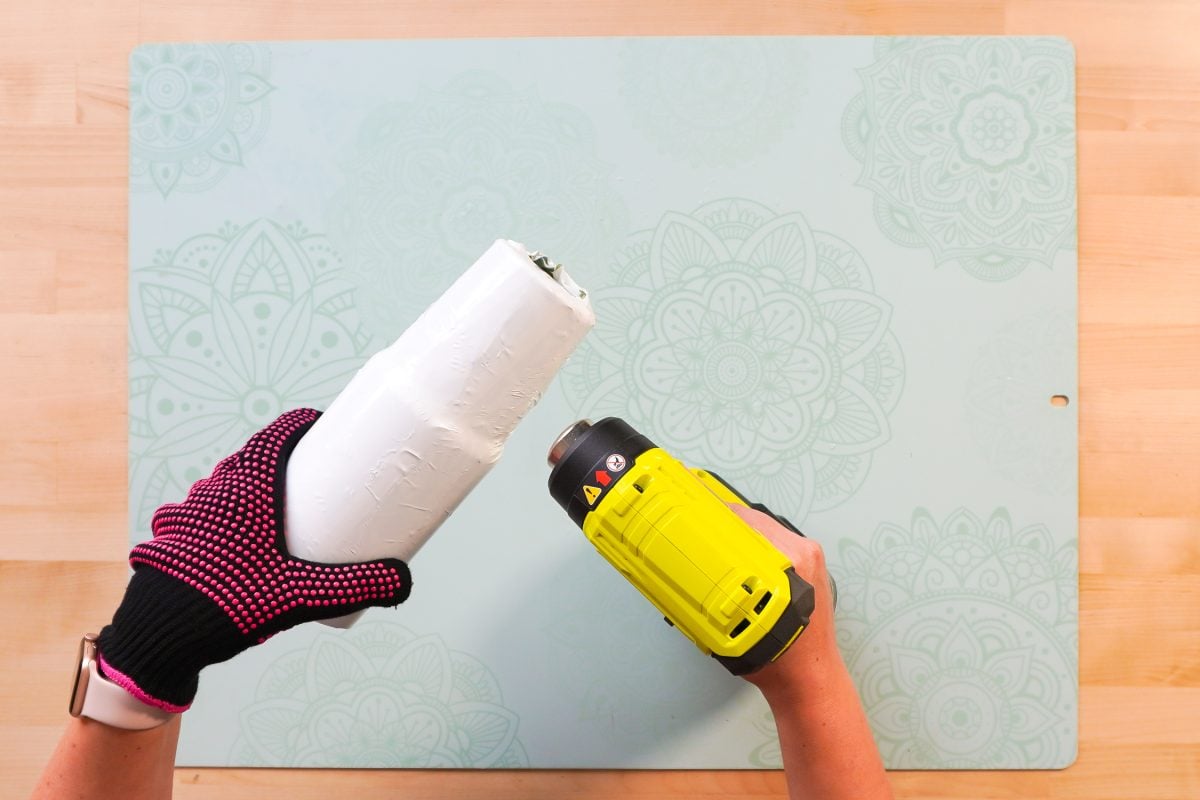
[96,567,246,710]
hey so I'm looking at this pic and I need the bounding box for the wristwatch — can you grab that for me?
[68,633,174,730]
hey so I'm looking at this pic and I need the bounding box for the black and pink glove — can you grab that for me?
[97,409,412,712]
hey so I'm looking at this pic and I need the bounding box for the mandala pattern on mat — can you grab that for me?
[128,219,374,541]
[327,70,628,341]
[833,508,1078,768]
[539,558,735,742]
[562,198,904,522]
[748,709,782,768]
[130,43,273,197]
[843,37,1076,280]
[966,311,1076,495]
[230,623,527,767]
[620,38,807,166]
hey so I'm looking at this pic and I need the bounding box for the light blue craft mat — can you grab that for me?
[127,36,1078,770]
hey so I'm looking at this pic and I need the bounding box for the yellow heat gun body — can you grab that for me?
[546,417,817,675]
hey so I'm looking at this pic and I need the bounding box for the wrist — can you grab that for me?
[95,654,190,715]
[96,566,240,710]
[749,631,848,707]
[68,633,179,731]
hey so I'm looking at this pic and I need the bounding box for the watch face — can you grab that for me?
[69,634,98,718]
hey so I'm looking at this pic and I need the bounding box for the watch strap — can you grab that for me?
[80,659,174,730]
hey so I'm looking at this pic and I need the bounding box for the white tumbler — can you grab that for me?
[283,239,595,626]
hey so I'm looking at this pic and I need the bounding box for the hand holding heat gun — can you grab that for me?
[547,417,835,676]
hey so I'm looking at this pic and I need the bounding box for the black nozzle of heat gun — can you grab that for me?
[546,417,655,527]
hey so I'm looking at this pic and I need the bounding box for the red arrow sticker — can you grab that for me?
[595,470,611,487]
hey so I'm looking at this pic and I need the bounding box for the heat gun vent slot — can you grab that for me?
[730,618,750,639]
[753,591,772,615]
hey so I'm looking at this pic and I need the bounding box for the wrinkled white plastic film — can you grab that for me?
[283,240,594,624]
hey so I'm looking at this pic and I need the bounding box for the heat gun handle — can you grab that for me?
[694,469,804,535]
[694,468,837,611]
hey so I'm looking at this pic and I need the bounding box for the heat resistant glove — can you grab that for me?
[96,409,412,712]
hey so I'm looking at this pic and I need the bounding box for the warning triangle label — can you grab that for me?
[583,485,602,505]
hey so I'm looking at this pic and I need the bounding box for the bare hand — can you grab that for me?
[726,504,843,701]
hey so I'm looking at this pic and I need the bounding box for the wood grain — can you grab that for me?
[1,0,1196,797]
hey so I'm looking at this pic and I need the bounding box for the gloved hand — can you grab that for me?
[96,409,412,712]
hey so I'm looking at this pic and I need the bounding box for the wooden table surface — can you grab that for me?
[2,1,1197,798]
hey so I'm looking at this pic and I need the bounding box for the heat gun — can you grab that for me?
[546,417,820,675]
